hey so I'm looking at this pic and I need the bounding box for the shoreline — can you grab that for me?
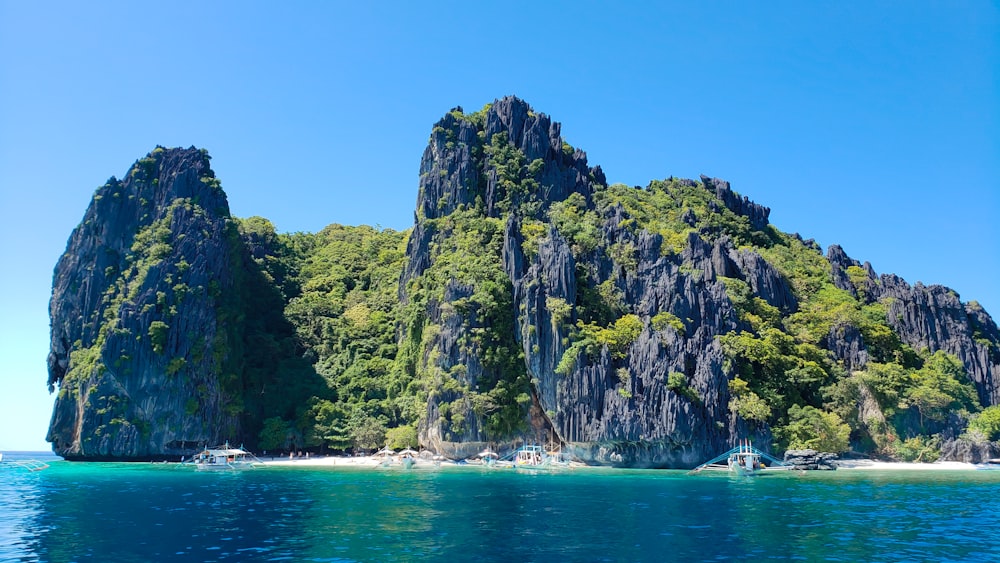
[12,451,989,471]
[256,455,988,471]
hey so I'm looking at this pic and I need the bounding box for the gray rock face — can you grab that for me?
[939,438,999,463]
[700,175,770,231]
[513,204,798,467]
[402,97,604,455]
[877,276,1000,406]
[827,322,870,372]
[47,147,246,460]
[404,99,1000,467]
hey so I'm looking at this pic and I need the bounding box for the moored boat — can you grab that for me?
[728,446,762,475]
[372,447,396,467]
[513,444,569,469]
[477,449,500,467]
[692,440,790,475]
[976,459,1000,470]
[185,443,262,471]
[515,444,545,467]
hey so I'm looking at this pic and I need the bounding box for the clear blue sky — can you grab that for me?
[1,2,997,451]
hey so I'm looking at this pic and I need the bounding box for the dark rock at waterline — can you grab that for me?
[939,438,1000,464]
[783,449,838,470]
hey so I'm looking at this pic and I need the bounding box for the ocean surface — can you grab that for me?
[2,452,1000,562]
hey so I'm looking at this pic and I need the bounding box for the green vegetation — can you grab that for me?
[385,425,419,449]
[966,406,1000,442]
[651,311,685,335]
[556,315,643,376]
[349,414,387,452]
[667,372,700,404]
[549,192,601,257]
[598,179,772,255]
[148,321,169,354]
[892,435,941,462]
[398,207,531,441]
[250,223,409,452]
[727,378,771,422]
[774,404,850,453]
[258,417,293,451]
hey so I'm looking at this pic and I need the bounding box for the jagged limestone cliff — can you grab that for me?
[47,147,313,460]
[398,99,807,465]
[48,98,1000,465]
[397,97,1000,465]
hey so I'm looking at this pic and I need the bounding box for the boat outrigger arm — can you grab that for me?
[691,442,791,473]
[0,458,50,472]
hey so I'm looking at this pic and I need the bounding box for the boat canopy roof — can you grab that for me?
[201,447,250,456]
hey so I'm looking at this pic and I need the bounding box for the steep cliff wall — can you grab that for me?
[46,147,287,460]
[397,99,599,458]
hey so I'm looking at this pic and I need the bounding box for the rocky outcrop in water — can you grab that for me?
[939,437,999,463]
[783,449,838,470]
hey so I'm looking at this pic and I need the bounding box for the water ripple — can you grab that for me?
[3,463,1000,561]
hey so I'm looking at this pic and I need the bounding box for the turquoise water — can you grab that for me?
[3,455,1000,562]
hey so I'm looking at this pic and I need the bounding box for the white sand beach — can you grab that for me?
[833,459,979,471]
[260,454,459,468]
[257,454,986,471]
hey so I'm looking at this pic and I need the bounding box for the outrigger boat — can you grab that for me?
[398,448,418,469]
[691,440,790,475]
[511,444,570,470]
[468,448,500,467]
[185,443,262,471]
[0,453,50,472]
[373,447,426,469]
[515,444,546,467]
[976,459,1000,471]
[373,447,396,468]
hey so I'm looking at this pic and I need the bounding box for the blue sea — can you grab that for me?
[3,452,1000,562]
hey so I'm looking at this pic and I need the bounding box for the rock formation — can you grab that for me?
[783,449,838,470]
[46,147,308,460]
[47,98,1000,466]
